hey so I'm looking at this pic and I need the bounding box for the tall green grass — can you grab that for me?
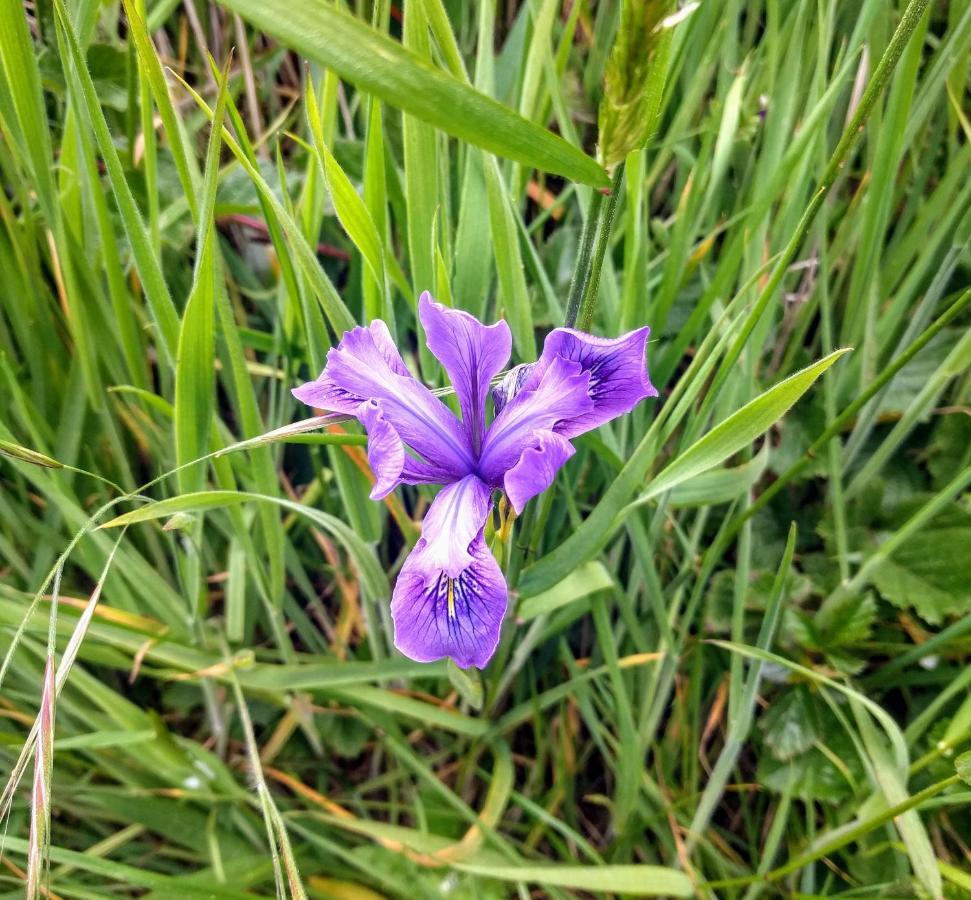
[1,0,969,897]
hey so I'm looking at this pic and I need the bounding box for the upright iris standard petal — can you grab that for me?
[292,320,475,482]
[477,355,594,486]
[390,474,504,668]
[523,327,657,439]
[419,292,512,453]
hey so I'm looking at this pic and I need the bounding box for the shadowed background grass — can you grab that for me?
[1,0,970,897]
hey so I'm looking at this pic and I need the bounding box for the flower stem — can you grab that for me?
[563,187,605,328]
[576,163,625,332]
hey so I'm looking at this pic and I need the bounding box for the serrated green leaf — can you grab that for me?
[815,592,877,648]
[871,528,971,624]
[956,751,971,787]
[760,686,821,761]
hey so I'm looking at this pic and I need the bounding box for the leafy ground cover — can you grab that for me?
[1,0,970,897]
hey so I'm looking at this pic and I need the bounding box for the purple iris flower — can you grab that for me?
[293,292,656,669]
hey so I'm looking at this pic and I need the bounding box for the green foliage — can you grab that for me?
[956,752,971,787]
[598,0,674,168]
[1,0,969,897]
[871,520,971,624]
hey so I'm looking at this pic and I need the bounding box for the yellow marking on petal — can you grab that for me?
[447,578,456,619]
[497,494,517,544]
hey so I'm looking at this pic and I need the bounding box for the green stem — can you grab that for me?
[703,774,961,891]
[577,163,625,332]
[563,187,605,327]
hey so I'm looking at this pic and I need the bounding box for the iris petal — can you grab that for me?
[291,320,409,413]
[527,327,657,438]
[477,355,594,486]
[392,534,506,669]
[292,320,474,480]
[415,475,494,577]
[357,400,404,500]
[419,292,512,453]
[391,475,504,668]
[502,430,575,515]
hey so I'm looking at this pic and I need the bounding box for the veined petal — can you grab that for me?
[292,319,409,413]
[503,431,574,515]
[356,400,457,498]
[417,475,494,578]
[357,400,404,500]
[478,355,594,485]
[292,320,475,478]
[419,292,512,453]
[391,533,506,669]
[527,327,657,438]
[400,456,461,486]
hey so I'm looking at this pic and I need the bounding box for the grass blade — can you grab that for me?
[215,0,609,186]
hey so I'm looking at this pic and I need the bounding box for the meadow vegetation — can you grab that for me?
[1,0,970,896]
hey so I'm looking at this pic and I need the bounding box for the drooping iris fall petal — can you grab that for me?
[412,475,493,578]
[357,400,404,500]
[502,430,575,515]
[391,533,507,669]
[390,476,505,669]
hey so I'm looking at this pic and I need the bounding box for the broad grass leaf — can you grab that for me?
[214,0,608,187]
[0,836,255,897]
[854,706,942,900]
[636,349,851,506]
[54,730,156,751]
[517,561,614,622]
[98,491,388,605]
[449,862,692,896]
[942,692,971,752]
[306,80,386,297]
[174,61,228,491]
[667,440,770,507]
[52,0,181,362]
